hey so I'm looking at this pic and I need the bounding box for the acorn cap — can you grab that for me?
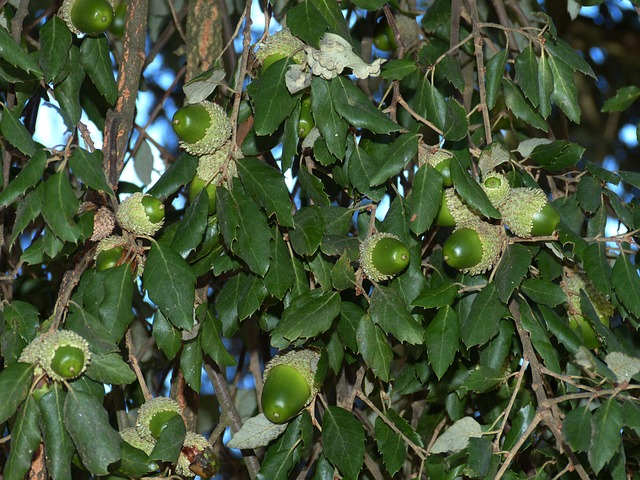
[116,192,165,237]
[443,188,481,227]
[136,396,183,443]
[563,267,614,324]
[179,102,232,156]
[254,29,307,67]
[89,206,116,242]
[498,187,548,238]
[420,147,453,169]
[456,220,506,276]
[19,334,49,369]
[195,141,235,185]
[176,432,219,478]
[263,349,322,405]
[120,427,155,456]
[39,330,91,382]
[58,0,115,35]
[481,172,511,207]
[359,232,405,283]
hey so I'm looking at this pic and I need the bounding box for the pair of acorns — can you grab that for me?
[19,330,91,382]
[122,397,219,478]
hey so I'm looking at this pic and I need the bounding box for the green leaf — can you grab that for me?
[152,309,182,360]
[408,164,443,235]
[264,231,294,300]
[38,385,75,480]
[519,301,561,373]
[149,415,186,463]
[583,242,612,297]
[529,140,585,171]
[494,244,532,303]
[236,272,268,321]
[217,185,272,276]
[237,157,294,227]
[347,142,384,198]
[98,265,135,342]
[602,85,640,112]
[485,49,507,109]
[322,407,365,479]
[356,314,392,382]
[521,278,565,307]
[548,53,581,123]
[64,387,122,475]
[42,171,82,243]
[450,156,501,219]
[68,148,115,196]
[308,0,351,42]
[544,34,596,79]
[0,26,43,77]
[1,104,36,156]
[374,417,406,477]
[85,352,136,385]
[502,78,548,131]
[288,0,351,47]
[412,77,447,132]
[611,253,640,317]
[442,98,469,141]
[311,76,348,160]
[201,309,236,367]
[55,45,85,125]
[370,285,423,345]
[11,184,44,243]
[171,189,209,258]
[589,398,623,474]
[180,334,202,392]
[461,283,505,347]
[4,396,41,480]
[297,165,330,205]
[563,405,592,452]
[254,58,299,135]
[467,437,494,478]
[143,241,196,330]
[462,365,504,393]
[370,133,419,186]
[79,36,117,104]
[538,54,554,118]
[425,305,460,379]
[289,205,326,256]
[273,289,341,342]
[0,362,33,424]
[381,59,418,80]
[118,442,159,477]
[147,153,198,198]
[330,76,401,134]
[4,300,39,342]
[39,17,72,83]
[514,46,539,107]
[66,305,119,355]
[576,174,602,214]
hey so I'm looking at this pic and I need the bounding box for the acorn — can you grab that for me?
[38,330,91,382]
[94,235,145,277]
[254,29,307,72]
[261,349,322,424]
[176,432,220,478]
[481,172,511,207]
[116,192,165,237]
[443,220,505,276]
[120,427,155,456]
[136,396,184,443]
[172,101,232,156]
[563,267,614,349]
[419,146,454,187]
[59,0,115,36]
[436,188,479,227]
[358,232,410,283]
[498,187,560,238]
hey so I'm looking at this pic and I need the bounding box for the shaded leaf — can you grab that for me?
[356,314,392,382]
[0,362,33,424]
[4,396,41,480]
[425,306,459,379]
[461,283,505,347]
[589,398,623,474]
[80,36,117,104]
[322,407,365,479]
[68,148,114,196]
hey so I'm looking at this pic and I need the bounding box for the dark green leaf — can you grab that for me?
[0,26,43,77]
[412,78,447,132]
[66,306,119,355]
[461,283,505,347]
[152,309,182,360]
[602,85,640,112]
[288,1,334,48]
[589,398,623,474]
[274,289,341,342]
[68,148,115,196]
[544,34,596,78]
[11,184,44,242]
[374,417,406,477]
[143,241,196,330]
[356,314,392,382]
[462,365,504,393]
[42,171,82,243]
[254,58,299,135]
[311,76,348,159]
[369,285,423,345]
[347,142,384,198]
[485,49,507,109]
[563,405,592,452]
[297,165,330,205]
[147,153,198,198]
[1,105,35,156]
[264,231,294,300]
[322,407,365,479]
[538,54,554,118]
[494,244,532,302]
[236,272,268,320]
[4,396,41,480]
[97,265,135,342]
[583,243,612,297]
[289,205,326,256]
[611,253,640,317]
[479,320,515,371]
[381,59,417,80]
[55,46,85,125]
[515,46,539,107]
[171,189,209,258]
[64,387,122,475]
[4,300,39,342]
[85,352,136,385]
[538,304,582,355]
[467,438,494,478]
[442,98,469,141]
[201,310,236,367]
[548,54,581,123]
[450,156,501,219]
[425,306,460,379]
[370,133,419,186]
[521,278,565,307]
[520,301,561,373]
[408,164,442,235]
[149,415,186,463]
[39,17,72,83]
[576,174,602,214]
[0,362,33,424]
[502,78,548,131]
[529,140,585,171]
[80,36,117,104]
[180,334,202,392]
[38,385,75,480]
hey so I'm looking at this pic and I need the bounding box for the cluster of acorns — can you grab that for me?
[19,330,91,382]
[121,396,219,478]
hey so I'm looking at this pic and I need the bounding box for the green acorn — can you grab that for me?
[176,432,220,478]
[59,0,115,35]
[172,101,232,156]
[436,188,479,227]
[254,29,307,72]
[95,235,145,276]
[358,232,410,282]
[116,192,165,237]
[481,172,511,207]
[120,427,155,456]
[563,267,613,349]
[420,147,454,187]
[498,187,560,238]
[136,396,184,443]
[443,221,505,275]
[261,349,322,424]
[39,330,91,382]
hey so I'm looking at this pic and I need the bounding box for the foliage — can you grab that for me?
[1,0,640,479]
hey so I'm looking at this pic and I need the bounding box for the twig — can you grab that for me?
[126,329,152,401]
[493,358,529,451]
[494,412,544,480]
[468,0,493,144]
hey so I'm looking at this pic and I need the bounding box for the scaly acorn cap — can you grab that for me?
[498,187,549,238]
[195,141,236,185]
[120,427,155,455]
[39,330,91,382]
[178,102,232,156]
[254,29,307,67]
[481,172,511,207]
[58,0,115,35]
[19,334,49,365]
[420,146,453,168]
[359,232,409,282]
[136,396,184,443]
[443,188,481,227]
[116,192,165,237]
[175,432,220,478]
[563,267,614,325]
[263,348,322,404]
[95,234,145,277]
[455,220,505,276]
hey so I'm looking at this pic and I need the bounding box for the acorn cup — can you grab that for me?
[261,349,323,424]
[172,101,232,156]
[481,171,511,207]
[176,432,220,478]
[135,396,184,443]
[115,192,165,237]
[120,427,155,456]
[436,188,480,228]
[358,232,410,283]
[498,187,560,238]
[59,0,115,35]
[254,29,307,72]
[443,220,506,276]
